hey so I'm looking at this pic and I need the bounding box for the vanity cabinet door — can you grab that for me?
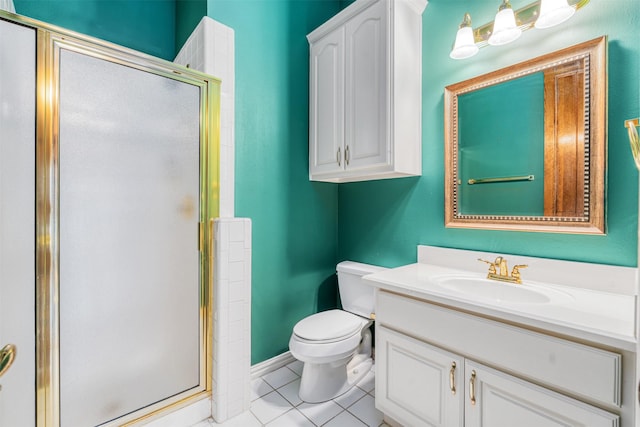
[465,361,619,427]
[376,326,464,427]
[309,26,345,178]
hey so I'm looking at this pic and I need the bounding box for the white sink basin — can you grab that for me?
[434,276,551,304]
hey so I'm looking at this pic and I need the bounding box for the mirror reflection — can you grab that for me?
[444,37,606,234]
[458,72,545,216]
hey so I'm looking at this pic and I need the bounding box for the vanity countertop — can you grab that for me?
[365,262,637,352]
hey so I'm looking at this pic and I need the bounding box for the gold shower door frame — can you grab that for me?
[3,12,222,427]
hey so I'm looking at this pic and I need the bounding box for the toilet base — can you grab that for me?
[298,356,373,403]
[298,330,373,403]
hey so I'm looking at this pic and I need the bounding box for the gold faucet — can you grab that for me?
[478,257,527,284]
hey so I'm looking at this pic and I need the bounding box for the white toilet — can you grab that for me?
[289,261,387,403]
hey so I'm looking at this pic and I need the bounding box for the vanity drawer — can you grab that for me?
[376,290,622,408]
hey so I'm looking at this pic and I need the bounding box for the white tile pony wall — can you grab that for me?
[175,18,251,425]
[0,0,15,13]
[175,17,235,218]
[212,218,252,423]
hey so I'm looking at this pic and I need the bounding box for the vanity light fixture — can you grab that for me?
[488,0,522,46]
[450,0,589,59]
[450,13,479,59]
[625,118,640,170]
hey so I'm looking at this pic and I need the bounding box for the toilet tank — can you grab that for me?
[337,261,387,318]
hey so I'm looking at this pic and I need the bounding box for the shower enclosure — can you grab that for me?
[0,11,219,427]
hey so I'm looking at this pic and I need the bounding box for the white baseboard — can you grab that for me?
[251,351,296,379]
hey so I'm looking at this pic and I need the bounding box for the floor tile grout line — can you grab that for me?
[285,365,301,376]
[274,386,302,408]
[249,364,376,427]
[253,391,274,401]
[343,393,373,426]
[317,407,349,427]
[282,407,313,427]
[250,390,295,425]
[296,406,317,427]
[262,374,300,391]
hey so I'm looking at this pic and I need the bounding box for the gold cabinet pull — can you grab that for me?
[337,147,341,166]
[469,370,477,405]
[449,361,457,395]
[0,344,16,379]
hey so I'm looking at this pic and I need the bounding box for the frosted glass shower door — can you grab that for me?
[0,18,36,427]
[58,48,203,426]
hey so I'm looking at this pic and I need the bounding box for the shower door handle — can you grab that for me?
[0,344,16,379]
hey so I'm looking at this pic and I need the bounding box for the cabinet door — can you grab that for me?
[345,0,389,170]
[465,361,619,427]
[309,27,345,177]
[376,326,463,427]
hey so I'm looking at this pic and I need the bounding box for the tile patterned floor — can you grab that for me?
[193,360,388,427]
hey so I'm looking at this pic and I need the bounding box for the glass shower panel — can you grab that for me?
[58,49,201,426]
[0,18,36,427]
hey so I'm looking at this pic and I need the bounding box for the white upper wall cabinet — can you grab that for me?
[308,0,426,183]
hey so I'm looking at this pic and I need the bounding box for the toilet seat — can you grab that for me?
[293,310,364,343]
[289,310,372,364]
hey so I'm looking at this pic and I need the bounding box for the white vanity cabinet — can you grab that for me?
[307,0,425,183]
[376,326,464,426]
[375,290,621,427]
[464,361,618,427]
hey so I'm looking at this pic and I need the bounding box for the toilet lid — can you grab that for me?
[293,310,364,342]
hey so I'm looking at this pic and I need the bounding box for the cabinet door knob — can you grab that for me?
[469,370,477,406]
[449,361,456,395]
[337,147,341,166]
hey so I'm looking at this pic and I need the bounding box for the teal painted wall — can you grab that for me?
[206,0,341,364]
[10,0,342,365]
[14,0,177,60]
[176,0,206,53]
[339,0,640,268]
[459,73,544,216]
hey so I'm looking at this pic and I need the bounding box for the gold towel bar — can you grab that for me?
[626,118,640,128]
[467,174,534,185]
[626,118,640,171]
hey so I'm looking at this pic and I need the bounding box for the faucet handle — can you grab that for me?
[511,264,528,282]
[477,258,496,274]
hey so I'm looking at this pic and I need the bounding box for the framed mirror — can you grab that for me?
[444,36,607,234]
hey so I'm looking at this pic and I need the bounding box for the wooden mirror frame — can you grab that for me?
[444,36,607,234]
